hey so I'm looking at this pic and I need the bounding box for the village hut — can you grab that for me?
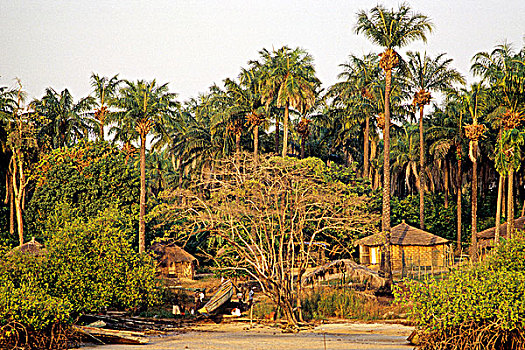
[354,221,452,273]
[477,216,525,250]
[8,237,45,256]
[149,241,198,280]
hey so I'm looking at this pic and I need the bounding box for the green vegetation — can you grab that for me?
[0,2,524,346]
[396,236,525,349]
[0,207,159,349]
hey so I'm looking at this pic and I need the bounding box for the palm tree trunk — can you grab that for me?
[495,174,504,245]
[236,133,241,154]
[300,135,306,159]
[139,134,147,253]
[382,68,393,281]
[470,141,478,262]
[253,126,259,163]
[275,121,280,154]
[444,160,449,208]
[11,159,24,246]
[364,115,370,180]
[419,105,425,229]
[5,172,15,235]
[456,153,462,255]
[282,103,289,157]
[508,172,515,238]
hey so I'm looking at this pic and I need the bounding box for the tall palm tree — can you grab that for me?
[427,99,466,254]
[116,80,178,253]
[456,83,489,262]
[355,4,433,279]
[472,43,525,239]
[90,73,121,141]
[404,51,464,229]
[250,46,320,157]
[329,53,381,178]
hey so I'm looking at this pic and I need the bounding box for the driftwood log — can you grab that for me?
[302,259,388,290]
[74,325,149,345]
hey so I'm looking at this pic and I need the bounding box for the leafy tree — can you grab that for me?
[26,141,140,241]
[355,3,433,279]
[152,155,378,327]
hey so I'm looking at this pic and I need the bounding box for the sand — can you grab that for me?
[79,321,414,350]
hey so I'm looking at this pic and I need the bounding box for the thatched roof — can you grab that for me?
[477,216,525,241]
[9,237,45,256]
[149,240,197,265]
[302,259,388,290]
[354,222,449,247]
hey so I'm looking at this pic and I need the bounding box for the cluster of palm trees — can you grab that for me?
[1,5,524,274]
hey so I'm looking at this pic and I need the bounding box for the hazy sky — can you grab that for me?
[1,0,524,102]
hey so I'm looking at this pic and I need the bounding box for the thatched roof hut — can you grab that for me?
[477,216,525,248]
[8,237,45,256]
[354,222,452,272]
[150,240,198,280]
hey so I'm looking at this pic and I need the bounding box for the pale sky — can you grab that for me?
[1,0,524,103]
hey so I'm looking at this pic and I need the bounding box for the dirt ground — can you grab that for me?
[79,321,414,350]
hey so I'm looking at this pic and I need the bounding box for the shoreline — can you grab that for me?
[79,320,414,350]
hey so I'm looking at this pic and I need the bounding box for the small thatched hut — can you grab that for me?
[8,237,45,256]
[477,216,525,249]
[354,221,452,272]
[150,241,198,280]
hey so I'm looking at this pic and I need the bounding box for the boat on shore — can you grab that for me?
[198,280,234,315]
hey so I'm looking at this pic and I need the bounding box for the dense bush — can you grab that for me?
[0,206,160,349]
[396,235,525,349]
[25,140,140,240]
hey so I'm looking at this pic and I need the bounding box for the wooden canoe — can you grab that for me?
[198,280,234,315]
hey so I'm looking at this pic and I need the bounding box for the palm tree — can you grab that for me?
[90,73,121,141]
[456,83,489,262]
[472,43,525,240]
[251,46,320,157]
[427,99,467,254]
[329,53,381,178]
[30,88,94,149]
[116,79,178,253]
[404,51,464,229]
[355,4,433,279]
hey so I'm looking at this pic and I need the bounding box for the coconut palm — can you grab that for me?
[355,4,433,279]
[116,79,178,253]
[90,73,121,141]
[250,46,320,157]
[404,51,464,229]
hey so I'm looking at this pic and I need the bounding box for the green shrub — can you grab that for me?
[396,236,525,349]
[42,205,160,313]
[0,205,160,349]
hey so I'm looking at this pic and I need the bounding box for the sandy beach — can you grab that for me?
[80,321,414,350]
